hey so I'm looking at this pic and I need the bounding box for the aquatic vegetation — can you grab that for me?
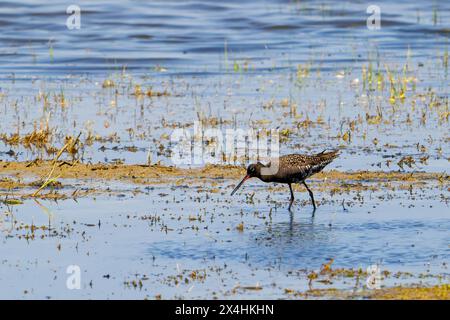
[102,79,115,88]
[299,284,450,300]
[0,0,448,300]
[1,126,53,150]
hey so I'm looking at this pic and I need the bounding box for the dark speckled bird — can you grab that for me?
[231,150,339,211]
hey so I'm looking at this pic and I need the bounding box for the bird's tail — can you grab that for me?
[315,149,340,167]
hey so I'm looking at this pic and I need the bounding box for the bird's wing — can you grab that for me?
[277,151,339,180]
[278,154,316,179]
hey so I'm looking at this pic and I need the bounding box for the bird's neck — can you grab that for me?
[258,174,276,183]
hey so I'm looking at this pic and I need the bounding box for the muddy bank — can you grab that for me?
[1,160,447,201]
[298,284,449,300]
[0,160,447,184]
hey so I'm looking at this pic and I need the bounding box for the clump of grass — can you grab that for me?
[22,127,52,149]
[133,84,144,97]
[384,64,412,105]
[233,59,251,73]
[54,88,67,108]
[64,132,82,160]
[31,134,81,197]
[102,79,115,88]
[279,128,292,143]
[1,125,53,150]
[397,155,416,170]
[146,87,170,97]
[295,63,311,87]
[0,133,20,145]
[37,90,51,109]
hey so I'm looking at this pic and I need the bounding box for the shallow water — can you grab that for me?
[0,0,449,299]
[0,0,448,170]
[0,176,449,299]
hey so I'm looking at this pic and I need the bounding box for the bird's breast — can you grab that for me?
[259,174,295,184]
[260,171,309,184]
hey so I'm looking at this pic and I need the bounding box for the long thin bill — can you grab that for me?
[231,175,250,196]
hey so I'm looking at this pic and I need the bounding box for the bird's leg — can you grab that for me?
[302,181,316,212]
[288,183,294,211]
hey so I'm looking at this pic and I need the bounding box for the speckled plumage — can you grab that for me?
[231,150,339,212]
[261,150,339,183]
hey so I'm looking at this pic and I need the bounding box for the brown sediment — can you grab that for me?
[0,160,447,183]
[287,260,449,300]
[297,284,450,300]
[368,284,450,300]
[0,160,447,200]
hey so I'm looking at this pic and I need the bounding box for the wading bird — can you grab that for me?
[231,150,339,212]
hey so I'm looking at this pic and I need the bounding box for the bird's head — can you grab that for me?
[231,162,264,196]
[246,163,263,178]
